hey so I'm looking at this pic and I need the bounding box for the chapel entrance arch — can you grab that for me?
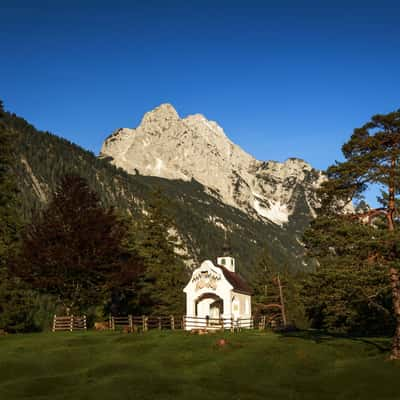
[195,293,224,320]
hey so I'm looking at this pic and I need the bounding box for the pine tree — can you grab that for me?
[135,189,187,315]
[302,217,392,334]
[315,110,400,356]
[15,174,140,313]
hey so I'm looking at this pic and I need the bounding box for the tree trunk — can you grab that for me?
[387,156,400,359]
[387,157,396,231]
[389,267,400,360]
[277,274,287,328]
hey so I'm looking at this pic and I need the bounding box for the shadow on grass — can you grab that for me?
[277,329,391,353]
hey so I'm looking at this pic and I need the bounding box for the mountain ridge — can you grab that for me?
[101,103,324,226]
[5,107,314,277]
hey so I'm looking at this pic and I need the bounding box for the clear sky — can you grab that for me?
[1,0,399,203]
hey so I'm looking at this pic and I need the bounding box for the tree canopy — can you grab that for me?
[305,110,400,358]
[15,174,142,313]
[134,189,188,315]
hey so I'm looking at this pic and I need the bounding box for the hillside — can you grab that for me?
[7,109,313,276]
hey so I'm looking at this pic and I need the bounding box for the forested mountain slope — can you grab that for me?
[7,110,313,277]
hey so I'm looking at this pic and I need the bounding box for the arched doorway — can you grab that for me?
[195,293,224,320]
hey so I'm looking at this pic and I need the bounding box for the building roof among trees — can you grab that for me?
[218,265,252,295]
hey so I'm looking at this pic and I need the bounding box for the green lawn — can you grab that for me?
[0,330,399,400]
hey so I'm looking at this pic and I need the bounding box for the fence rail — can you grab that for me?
[107,315,181,332]
[52,314,279,333]
[183,316,254,331]
[52,315,87,332]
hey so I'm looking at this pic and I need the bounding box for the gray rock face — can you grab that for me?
[100,104,325,226]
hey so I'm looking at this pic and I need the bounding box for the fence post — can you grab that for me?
[70,315,74,332]
[129,315,133,333]
[145,316,148,332]
[251,316,254,329]
[108,314,112,330]
[171,315,175,330]
[158,317,162,330]
[230,317,234,332]
[52,315,56,332]
[83,315,87,331]
[182,315,185,331]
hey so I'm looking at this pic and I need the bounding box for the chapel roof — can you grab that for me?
[218,265,252,295]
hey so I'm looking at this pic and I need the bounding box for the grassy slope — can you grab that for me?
[0,331,398,400]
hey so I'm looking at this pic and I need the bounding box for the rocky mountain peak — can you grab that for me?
[140,103,180,134]
[100,104,323,226]
[141,103,179,124]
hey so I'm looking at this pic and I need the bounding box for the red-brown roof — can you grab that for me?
[218,265,252,295]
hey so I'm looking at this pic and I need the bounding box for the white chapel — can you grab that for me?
[183,252,252,330]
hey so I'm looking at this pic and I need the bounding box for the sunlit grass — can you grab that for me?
[0,330,398,400]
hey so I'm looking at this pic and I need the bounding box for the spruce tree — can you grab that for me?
[135,189,187,315]
[315,110,400,357]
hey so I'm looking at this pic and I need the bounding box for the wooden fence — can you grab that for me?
[52,314,280,333]
[52,315,87,332]
[183,316,254,331]
[108,315,255,332]
[108,315,183,332]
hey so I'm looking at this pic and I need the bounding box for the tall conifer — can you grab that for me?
[317,110,400,358]
[136,189,187,315]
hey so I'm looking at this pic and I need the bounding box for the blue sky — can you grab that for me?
[1,1,399,203]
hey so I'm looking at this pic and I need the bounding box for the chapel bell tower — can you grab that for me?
[216,236,235,272]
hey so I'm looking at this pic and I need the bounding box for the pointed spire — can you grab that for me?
[222,231,231,257]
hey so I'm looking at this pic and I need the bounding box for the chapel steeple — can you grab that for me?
[217,232,235,272]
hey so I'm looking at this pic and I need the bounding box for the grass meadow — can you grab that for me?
[0,330,399,400]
